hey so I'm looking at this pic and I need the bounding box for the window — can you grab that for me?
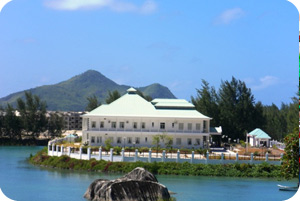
[133,122,138,129]
[119,122,125,129]
[172,123,174,128]
[179,123,184,130]
[160,122,165,129]
[87,133,89,140]
[127,137,132,144]
[152,122,154,127]
[91,136,95,143]
[176,138,181,145]
[91,121,96,128]
[96,136,101,143]
[117,137,122,144]
[111,122,116,128]
[141,122,145,129]
[196,123,201,130]
[135,137,140,144]
[145,137,148,143]
[109,137,114,143]
[100,121,104,128]
[203,121,207,131]
[188,123,192,130]
[195,138,200,145]
[187,138,192,145]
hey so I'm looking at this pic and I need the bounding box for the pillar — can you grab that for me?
[250,153,254,164]
[68,147,71,156]
[109,148,113,162]
[176,149,180,163]
[56,145,59,156]
[206,151,209,164]
[265,153,268,162]
[52,144,55,156]
[79,147,82,160]
[134,149,138,162]
[191,151,194,164]
[61,145,64,155]
[236,153,239,161]
[148,149,152,163]
[99,147,102,161]
[121,148,125,162]
[87,147,91,160]
[221,153,224,162]
[162,150,166,162]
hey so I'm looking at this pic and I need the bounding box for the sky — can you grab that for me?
[0,0,298,107]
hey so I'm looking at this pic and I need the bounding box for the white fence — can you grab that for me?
[47,143,283,165]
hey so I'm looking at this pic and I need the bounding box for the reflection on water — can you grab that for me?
[0,146,297,201]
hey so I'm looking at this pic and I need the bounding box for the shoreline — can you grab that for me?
[28,147,289,179]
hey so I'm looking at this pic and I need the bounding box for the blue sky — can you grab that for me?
[0,0,298,106]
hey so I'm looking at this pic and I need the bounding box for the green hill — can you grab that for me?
[0,70,176,111]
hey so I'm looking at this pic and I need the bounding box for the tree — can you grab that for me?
[152,135,161,157]
[136,90,153,101]
[3,104,22,140]
[191,79,220,126]
[86,95,101,112]
[47,112,64,138]
[106,90,121,104]
[17,91,47,139]
[281,130,299,180]
[218,77,258,141]
[104,138,113,153]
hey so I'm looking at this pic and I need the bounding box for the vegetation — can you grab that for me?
[191,78,298,141]
[0,70,176,111]
[106,90,121,104]
[0,92,64,144]
[281,131,299,180]
[86,95,101,111]
[30,147,284,178]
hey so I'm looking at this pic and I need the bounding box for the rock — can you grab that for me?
[84,167,171,201]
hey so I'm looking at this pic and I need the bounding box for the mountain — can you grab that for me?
[0,70,176,111]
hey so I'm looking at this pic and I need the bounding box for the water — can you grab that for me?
[0,146,297,201]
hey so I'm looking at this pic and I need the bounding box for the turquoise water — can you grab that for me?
[0,146,297,201]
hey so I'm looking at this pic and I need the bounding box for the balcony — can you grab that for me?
[86,128,206,134]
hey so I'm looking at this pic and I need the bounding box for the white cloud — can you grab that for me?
[251,76,279,91]
[44,0,157,14]
[215,7,245,25]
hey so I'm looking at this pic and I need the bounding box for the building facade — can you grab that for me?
[82,88,221,148]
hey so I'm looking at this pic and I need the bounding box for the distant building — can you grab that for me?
[63,111,85,130]
[247,128,271,147]
[81,88,222,148]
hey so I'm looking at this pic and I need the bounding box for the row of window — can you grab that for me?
[90,121,207,131]
[88,135,204,146]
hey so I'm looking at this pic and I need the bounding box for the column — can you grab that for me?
[134,149,138,162]
[79,147,82,160]
[162,150,166,162]
[176,149,180,163]
[87,147,91,160]
[121,148,125,162]
[250,153,254,164]
[206,151,209,164]
[109,148,113,162]
[56,145,59,156]
[52,144,55,156]
[265,153,268,162]
[68,147,71,156]
[236,153,239,161]
[148,149,152,163]
[99,147,102,161]
[61,145,64,155]
[191,151,194,164]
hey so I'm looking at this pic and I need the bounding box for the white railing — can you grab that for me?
[47,144,283,165]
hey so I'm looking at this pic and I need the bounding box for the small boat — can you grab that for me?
[278,184,299,191]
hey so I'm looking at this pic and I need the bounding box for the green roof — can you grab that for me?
[248,128,271,139]
[83,88,211,119]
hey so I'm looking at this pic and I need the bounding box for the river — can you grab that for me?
[0,146,297,201]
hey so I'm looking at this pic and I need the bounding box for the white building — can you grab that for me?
[82,88,221,148]
[247,128,271,147]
